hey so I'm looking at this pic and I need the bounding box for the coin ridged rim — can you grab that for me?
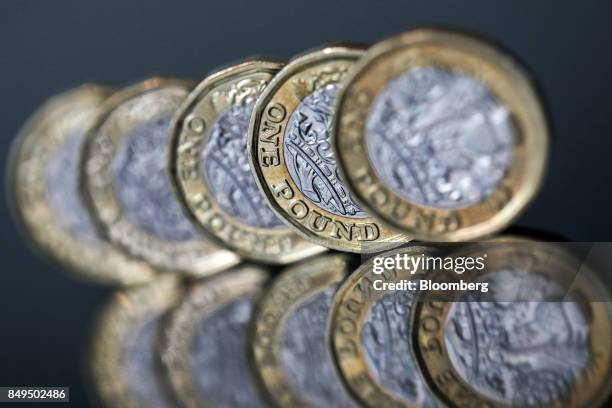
[332,28,550,241]
[82,77,240,277]
[409,239,612,408]
[159,265,269,408]
[169,60,325,264]
[87,275,182,408]
[250,253,356,407]
[329,245,440,408]
[248,45,410,253]
[6,84,158,286]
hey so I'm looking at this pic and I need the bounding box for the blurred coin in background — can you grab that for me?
[333,28,549,242]
[411,239,612,408]
[160,265,269,408]
[329,246,442,407]
[6,84,157,285]
[170,60,325,264]
[83,78,239,277]
[88,275,182,408]
[249,45,407,253]
[251,253,359,407]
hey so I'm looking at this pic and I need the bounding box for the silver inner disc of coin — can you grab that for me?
[46,132,100,242]
[188,295,266,407]
[361,290,439,407]
[285,83,367,218]
[445,268,589,406]
[112,115,198,241]
[279,285,357,407]
[201,98,284,229]
[120,316,174,408]
[365,66,514,209]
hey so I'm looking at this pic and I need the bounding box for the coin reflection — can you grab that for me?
[88,276,180,408]
[252,254,358,407]
[160,266,268,408]
[445,264,590,406]
[279,285,357,407]
[361,290,433,405]
[411,239,612,408]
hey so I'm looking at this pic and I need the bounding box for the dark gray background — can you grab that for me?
[1,0,611,406]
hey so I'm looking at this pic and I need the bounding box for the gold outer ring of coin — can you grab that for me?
[250,253,357,407]
[88,275,182,408]
[248,44,409,253]
[410,239,612,408]
[159,265,269,408]
[83,78,240,277]
[332,28,550,241]
[329,245,440,408]
[6,84,157,285]
[169,60,325,264]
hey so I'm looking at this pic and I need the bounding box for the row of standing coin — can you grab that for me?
[89,241,612,408]
[6,27,569,408]
[8,27,549,286]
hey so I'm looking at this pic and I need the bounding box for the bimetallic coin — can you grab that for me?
[83,78,239,276]
[329,246,441,407]
[7,85,156,285]
[170,60,325,263]
[160,265,269,408]
[249,45,408,253]
[333,28,549,241]
[88,276,182,408]
[411,240,612,408]
[251,254,359,407]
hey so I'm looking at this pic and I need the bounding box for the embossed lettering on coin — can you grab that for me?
[285,83,366,218]
[250,47,408,251]
[366,66,514,209]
